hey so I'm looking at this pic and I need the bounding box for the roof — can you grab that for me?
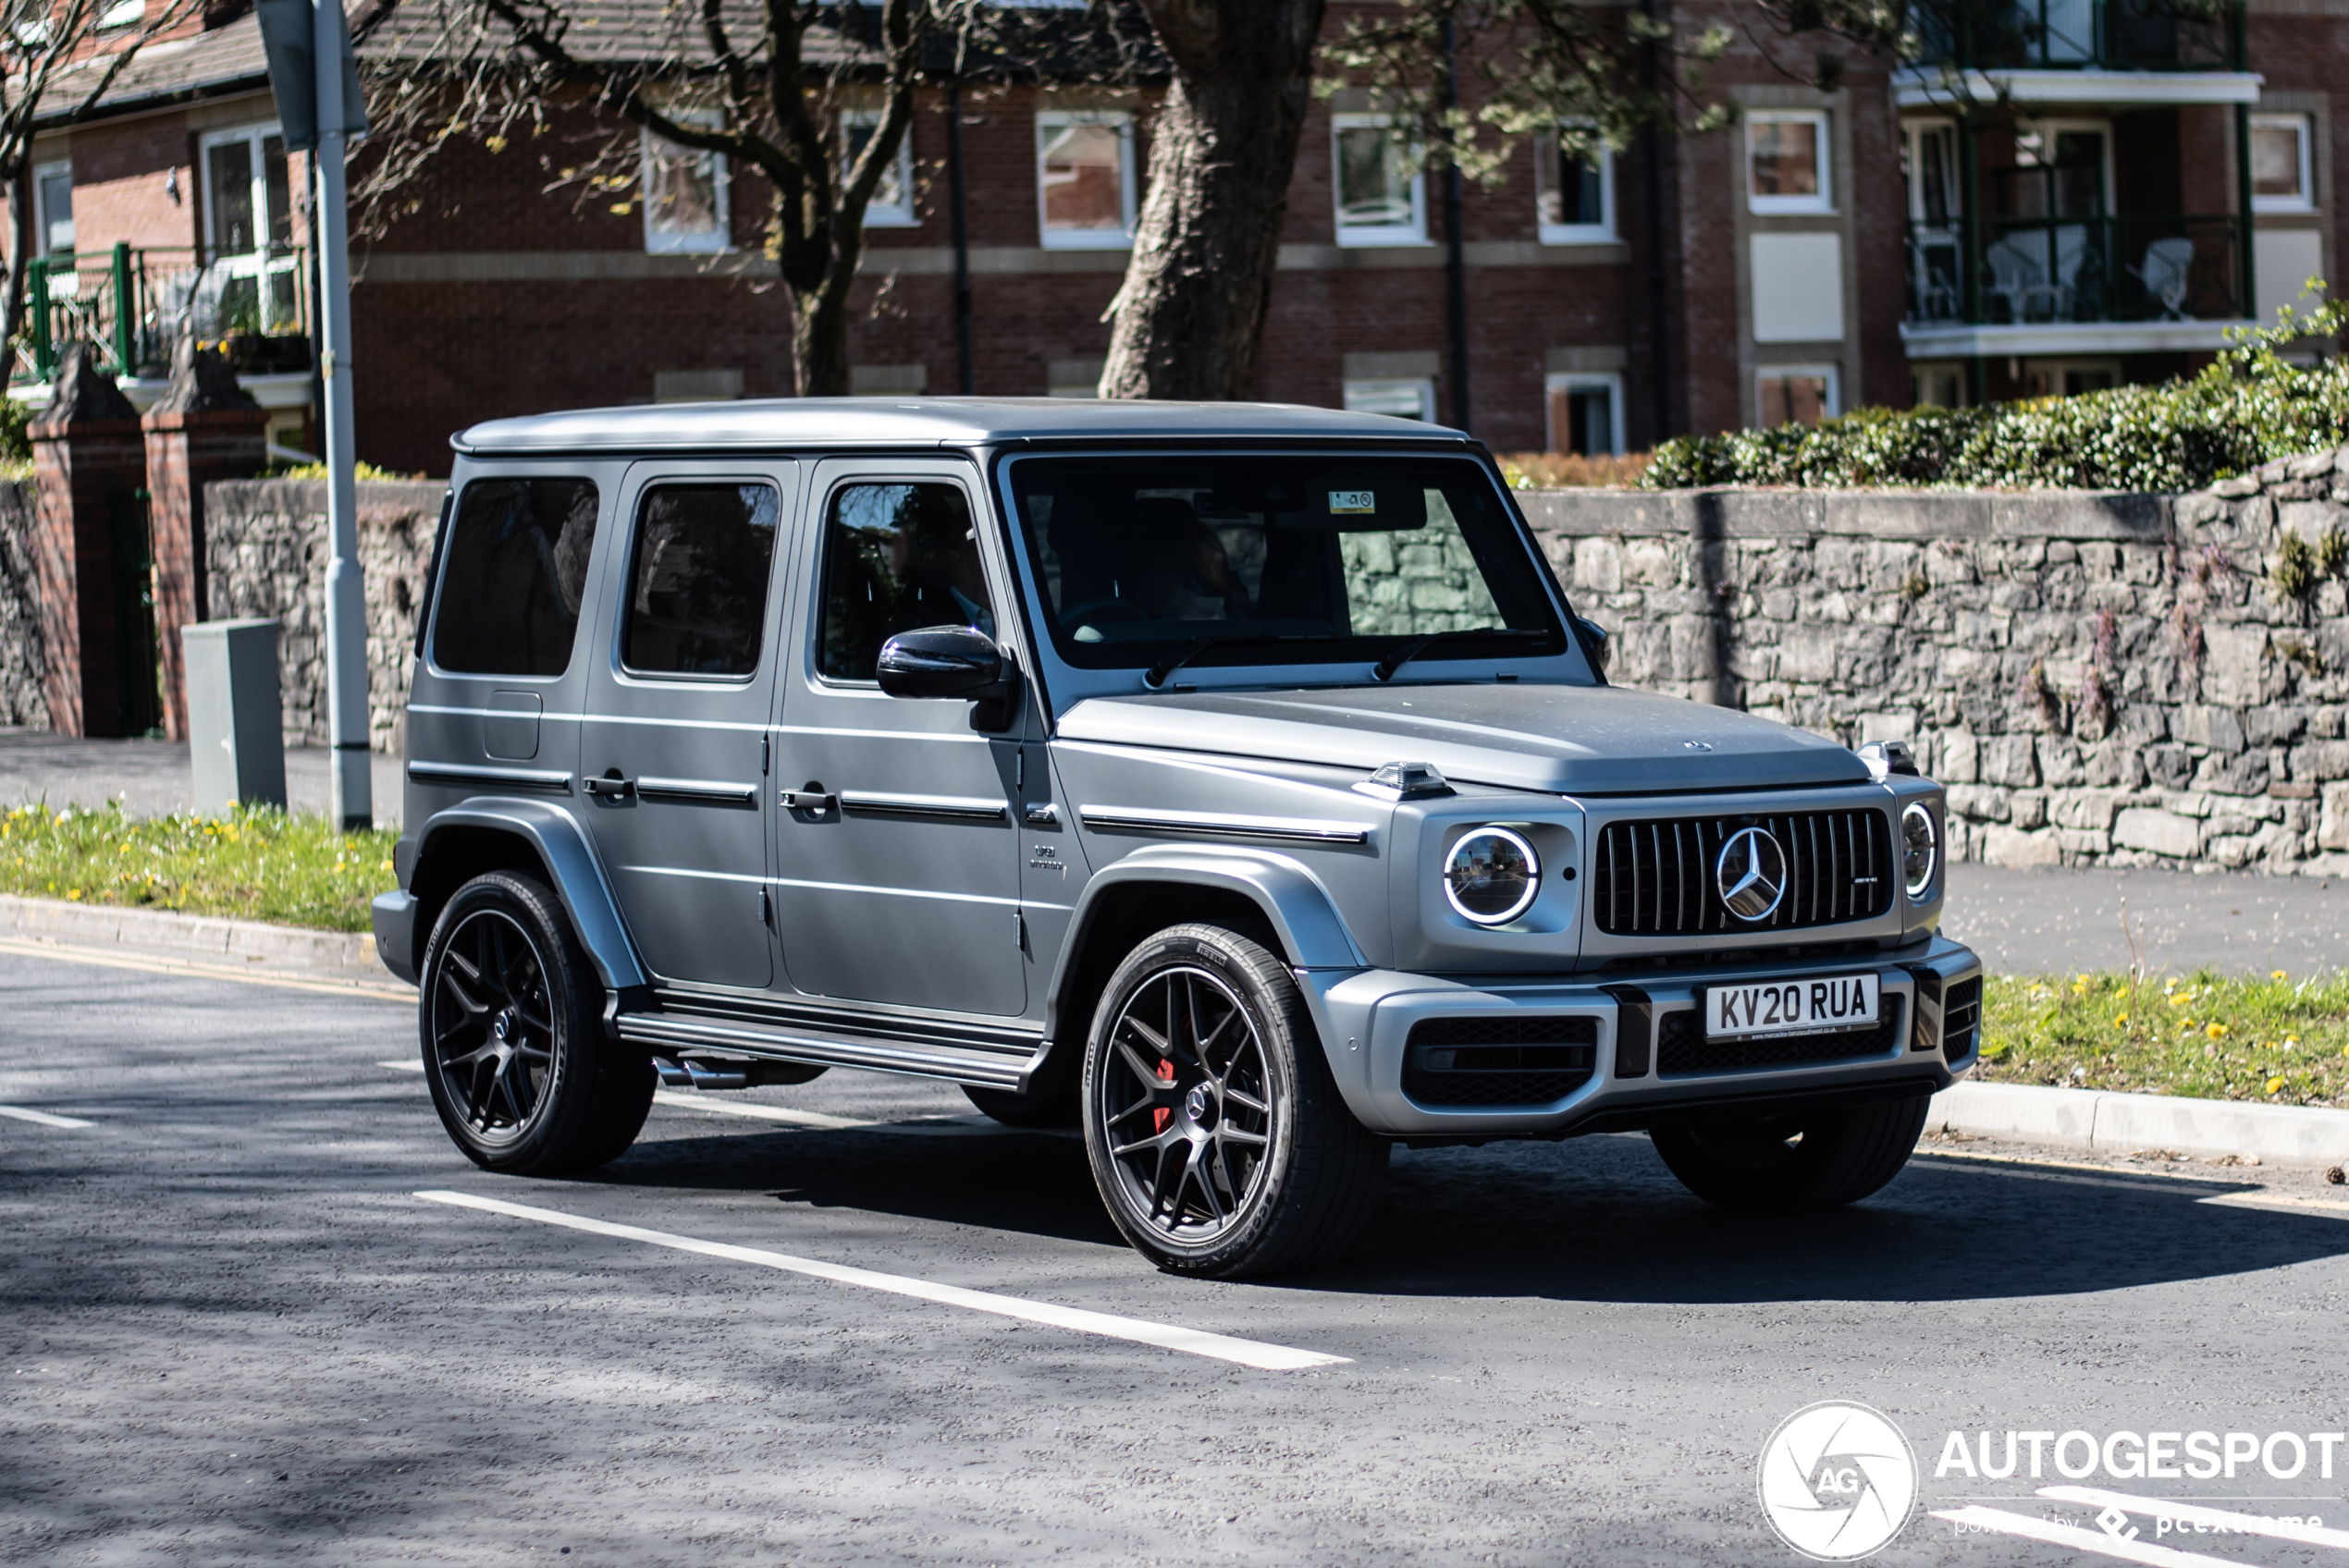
[38,14,269,123]
[452,398,1475,456]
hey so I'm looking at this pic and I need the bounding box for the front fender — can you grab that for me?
[1068,843,1369,974]
[412,797,647,992]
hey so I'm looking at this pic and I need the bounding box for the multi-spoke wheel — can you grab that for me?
[1082,923,1387,1279]
[418,871,652,1174]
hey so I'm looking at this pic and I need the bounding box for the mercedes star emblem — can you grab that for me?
[1716,826,1789,921]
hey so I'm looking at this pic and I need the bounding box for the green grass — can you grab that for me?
[0,802,398,933]
[1981,972,2349,1109]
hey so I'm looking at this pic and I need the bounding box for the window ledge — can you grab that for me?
[1334,232,1434,250]
[1038,230,1135,251]
[1538,226,1618,247]
[644,237,733,256]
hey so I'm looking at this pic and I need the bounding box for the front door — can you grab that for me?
[578,463,796,991]
[770,460,1026,1017]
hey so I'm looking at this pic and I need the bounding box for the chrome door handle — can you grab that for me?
[584,775,636,800]
[781,789,836,815]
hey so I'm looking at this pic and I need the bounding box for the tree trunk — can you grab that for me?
[1100,0,1327,401]
[4,161,35,359]
[793,275,855,397]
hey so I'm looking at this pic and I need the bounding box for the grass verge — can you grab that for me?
[0,802,398,933]
[1981,972,2349,1109]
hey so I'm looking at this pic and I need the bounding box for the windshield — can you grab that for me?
[1005,454,1568,675]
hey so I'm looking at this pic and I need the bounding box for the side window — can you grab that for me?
[432,477,599,676]
[818,483,990,681]
[621,484,781,678]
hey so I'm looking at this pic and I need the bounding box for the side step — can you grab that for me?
[617,1010,1035,1090]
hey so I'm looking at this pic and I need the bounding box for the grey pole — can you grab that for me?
[312,0,369,829]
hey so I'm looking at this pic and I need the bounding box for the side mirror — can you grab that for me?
[1574,615,1612,677]
[877,624,1020,730]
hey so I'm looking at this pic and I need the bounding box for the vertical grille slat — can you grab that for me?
[1590,808,1895,937]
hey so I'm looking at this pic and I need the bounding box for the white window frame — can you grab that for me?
[1902,119,1960,226]
[1035,110,1137,251]
[1332,114,1429,248]
[198,122,301,335]
[1746,110,1833,215]
[1343,377,1436,421]
[32,158,72,255]
[1754,363,1841,426]
[1544,372,1625,456]
[1536,128,1616,245]
[842,108,918,227]
[2013,118,2116,214]
[641,112,731,256]
[2251,112,2317,214]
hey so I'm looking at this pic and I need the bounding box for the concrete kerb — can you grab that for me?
[0,893,387,979]
[1930,1077,2349,1169]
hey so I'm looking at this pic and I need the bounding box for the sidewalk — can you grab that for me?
[0,727,403,827]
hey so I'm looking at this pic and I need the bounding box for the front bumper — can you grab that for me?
[1299,936,1982,1139]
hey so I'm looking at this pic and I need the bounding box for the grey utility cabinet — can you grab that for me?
[182,619,287,814]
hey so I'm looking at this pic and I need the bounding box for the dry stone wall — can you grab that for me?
[203,480,444,754]
[0,480,43,728]
[1519,453,2349,876]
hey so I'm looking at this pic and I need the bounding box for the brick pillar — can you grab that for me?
[143,341,268,741]
[29,344,145,739]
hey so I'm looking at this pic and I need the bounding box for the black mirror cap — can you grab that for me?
[877,624,1020,730]
[1573,615,1612,678]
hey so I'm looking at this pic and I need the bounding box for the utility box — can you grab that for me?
[182,619,287,814]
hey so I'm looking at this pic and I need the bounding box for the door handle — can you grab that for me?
[584,774,636,800]
[781,788,836,815]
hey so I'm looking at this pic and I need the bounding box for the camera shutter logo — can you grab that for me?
[1756,1402,1918,1561]
[1716,826,1789,922]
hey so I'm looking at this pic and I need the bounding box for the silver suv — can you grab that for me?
[375,400,1981,1279]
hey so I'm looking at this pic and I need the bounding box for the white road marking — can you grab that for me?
[375,1060,424,1072]
[1931,1506,2254,1566]
[0,1104,94,1129]
[2040,1486,2349,1550]
[2196,1191,2349,1218]
[413,1189,1349,1372]
[0,936,411,1001]
[377,1060,1009,1133]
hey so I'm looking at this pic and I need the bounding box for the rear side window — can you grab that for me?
[817,482,990,681]
[621,484,781,678]
[432,478,599,675]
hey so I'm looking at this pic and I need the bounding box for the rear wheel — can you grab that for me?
[418,871,652,1174]
[1649,1095,1929,1212]
[1081,923,1387,1279]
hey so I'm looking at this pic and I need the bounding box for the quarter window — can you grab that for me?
[621,484,781,677]
[1546,374,1623,456]
[1333,115,1426,245]
[818,483,991,681]
[1747,111,1831,214]
[1036,112,1136,249]
[432,478,600,676]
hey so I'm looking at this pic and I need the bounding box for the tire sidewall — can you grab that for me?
[1081,925,1305,1274]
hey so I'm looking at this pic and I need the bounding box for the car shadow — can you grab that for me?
[583,1121,2349,1303]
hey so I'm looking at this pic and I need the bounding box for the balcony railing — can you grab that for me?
[1906,214,2246,328]
[23,242,313,384]
[1912,0,2245,72]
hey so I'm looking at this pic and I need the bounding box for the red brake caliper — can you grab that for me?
[1152,1058,1174,1133]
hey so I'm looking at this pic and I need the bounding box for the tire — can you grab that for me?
[1649,1094,1930,1213]
[964,1084,1079,1129]
[1081,922,1388,1279]
[418,870,653,1174]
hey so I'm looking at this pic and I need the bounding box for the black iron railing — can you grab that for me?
[1911,0,2244,72]
[1906,214,2246,326]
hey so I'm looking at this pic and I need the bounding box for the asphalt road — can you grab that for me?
[6,949,2349,1566]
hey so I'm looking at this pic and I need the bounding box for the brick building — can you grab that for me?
[9,0,2343,477]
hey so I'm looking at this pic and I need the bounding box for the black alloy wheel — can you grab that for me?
[418,870,653,1174]
[1096,963,1278,1239]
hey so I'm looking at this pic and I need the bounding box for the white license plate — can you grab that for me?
[1703,974,1881,1039]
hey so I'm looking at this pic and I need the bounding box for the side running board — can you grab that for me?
[615,1010,1036,1091]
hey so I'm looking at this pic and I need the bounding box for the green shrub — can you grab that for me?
[1642,297,2349,492]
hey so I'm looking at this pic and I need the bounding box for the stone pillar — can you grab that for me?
[143,340,267,741]
[29,344,145,739]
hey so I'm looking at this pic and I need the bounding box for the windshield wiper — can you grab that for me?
[1143,632,1340,689]
[1371,627,1551,682]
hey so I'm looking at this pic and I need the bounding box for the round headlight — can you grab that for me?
[1444,827,1540,925]
[1900,802,1939,900]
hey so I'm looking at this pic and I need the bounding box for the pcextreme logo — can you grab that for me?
[1758,1401,1921,1562]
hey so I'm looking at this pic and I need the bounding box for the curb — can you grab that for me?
[1931,1079,2349,1169]
[0,893,384,977]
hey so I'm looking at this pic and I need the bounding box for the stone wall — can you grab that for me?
[1520,453,2349,875]
[0,480,43,728]
[203,480,445,754]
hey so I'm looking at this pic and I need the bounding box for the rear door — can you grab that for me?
[577,461,797,992]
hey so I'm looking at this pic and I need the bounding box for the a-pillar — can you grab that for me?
[29,344,146,739]
[143,342,268,741]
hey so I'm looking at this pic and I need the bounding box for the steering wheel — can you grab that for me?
[1059,597,1150,628]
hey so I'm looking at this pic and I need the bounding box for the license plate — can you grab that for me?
[1703,974,1881,1039]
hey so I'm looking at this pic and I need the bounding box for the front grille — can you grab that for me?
[1593,810,1894,937]
[1403,1016,1598,1108]
[1656,998,1905,1075]
[1941,977,1983,1062]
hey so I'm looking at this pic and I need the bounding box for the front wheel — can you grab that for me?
[1082,923,1387,1279]
[1649,1095,1929,1213]
[418,870,653,1174]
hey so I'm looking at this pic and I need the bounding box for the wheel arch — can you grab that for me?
[411,800,647,993]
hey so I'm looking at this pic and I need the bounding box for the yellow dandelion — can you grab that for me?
[2115,1014,2130,1027]
[66,888,80,900]
[2272,969,2289,980]
[2206,1023,2228,1040]
[2267,1075,2286,1095]
[2286,1035,2301,1047]
[2170,993,2192,1008]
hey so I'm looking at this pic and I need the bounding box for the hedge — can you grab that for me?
[1641,300,2349,492]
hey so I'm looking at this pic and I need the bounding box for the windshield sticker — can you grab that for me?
[1328,490,1376,514]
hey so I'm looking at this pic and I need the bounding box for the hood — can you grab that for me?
[1054,683,1870,794]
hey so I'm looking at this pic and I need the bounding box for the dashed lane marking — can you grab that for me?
[0,936,412,1000]
[0,1104,94,1129]
[413,1189,1349,1372]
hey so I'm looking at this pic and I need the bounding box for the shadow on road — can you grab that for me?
[583,1121,2349,1305]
